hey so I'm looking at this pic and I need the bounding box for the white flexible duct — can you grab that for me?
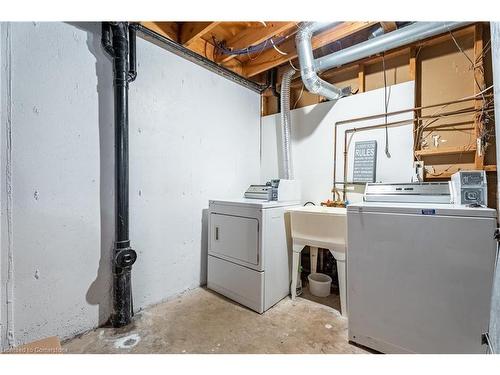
[279,22,343,180]
[296,21,471,101]
[280,68,295,179]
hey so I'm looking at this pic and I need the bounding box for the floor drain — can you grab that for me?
[113,333,141,349]
[124,339,136,346]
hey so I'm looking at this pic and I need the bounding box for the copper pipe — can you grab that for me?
[335,93,493,127]
[342,119,413,199]
[332,94,494,200]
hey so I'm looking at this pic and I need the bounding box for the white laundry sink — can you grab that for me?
[287,206,347,252]
[286,205,348,316]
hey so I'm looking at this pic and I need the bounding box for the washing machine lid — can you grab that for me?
[209,198,300,209]
[347,201,497,218]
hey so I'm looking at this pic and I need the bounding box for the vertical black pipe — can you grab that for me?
[113,22,129,252]
[102,22,138,328]
[101,23,114,56]
[128,26,137,83]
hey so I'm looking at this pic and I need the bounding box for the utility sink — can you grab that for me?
[286,205,347,316]
[287,206,347,252]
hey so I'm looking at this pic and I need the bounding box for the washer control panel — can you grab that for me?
[451,171,487,206]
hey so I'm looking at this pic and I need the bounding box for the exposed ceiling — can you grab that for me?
[139,22,392,83]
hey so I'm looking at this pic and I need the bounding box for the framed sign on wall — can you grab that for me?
[352,140,377,183]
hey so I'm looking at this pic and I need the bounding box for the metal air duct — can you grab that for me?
[296,21,471,101]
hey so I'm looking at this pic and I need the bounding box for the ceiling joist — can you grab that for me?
[242,21,377,78]
[188,37,244,75]
[380,22,398,33]
[139,21,244,74]
[180,22,221,46]
[140,22,179,42]
[219,22,297,63]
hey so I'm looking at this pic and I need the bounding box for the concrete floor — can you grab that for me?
[63,287,368,354]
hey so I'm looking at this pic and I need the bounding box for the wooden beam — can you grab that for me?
[414,144,477,157]
[426,165,497,179]
[219,22,296,63]
[243,21,377,78]
[180,22,220,47]
[484,165,497,172]
[380,22,398,33]
[409,46,419,154]
[409,47,417,81]
[425,170,459,179]
[140,22,179,42]
[140,21,244,76]
[358,64,365,92]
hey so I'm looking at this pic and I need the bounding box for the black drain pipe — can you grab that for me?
[102,22,138,328]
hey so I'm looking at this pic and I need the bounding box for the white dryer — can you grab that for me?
[207,198,299,313]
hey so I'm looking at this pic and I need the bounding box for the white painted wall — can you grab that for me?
[261,81,415,204]
[0,22,260,347]
[128,26,260,309]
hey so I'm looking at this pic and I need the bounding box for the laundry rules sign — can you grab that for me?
[352,140,377,183]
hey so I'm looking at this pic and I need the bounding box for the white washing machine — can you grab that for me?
[207,198,299,313]
[347,184,497,353]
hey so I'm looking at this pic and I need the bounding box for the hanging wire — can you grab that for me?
[246,39,269,61]
[211,34,287,60]
[414,86,494,163]
[270,38,288,55]
[289,59,299,71]
[415,29,494,163]
[449,30,486,103]
[293,84,305,109]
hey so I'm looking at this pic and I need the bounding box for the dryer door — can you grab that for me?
[209,213,260,268]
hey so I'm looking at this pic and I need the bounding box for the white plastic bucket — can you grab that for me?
[307,273,332,297]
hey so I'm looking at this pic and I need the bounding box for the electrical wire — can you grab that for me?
[449,31,475,68]
[415,93,494,176]
[293,84,305,109]
[415,85,494,144]
[212,35,286,58]
[246,39,269,61]
[449,30,486,103]
[270,38,288,55]
[289,59,299,71]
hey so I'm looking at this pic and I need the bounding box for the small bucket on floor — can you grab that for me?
[308,273,332,297]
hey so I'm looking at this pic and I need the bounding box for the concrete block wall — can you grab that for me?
[0,22,260,349]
